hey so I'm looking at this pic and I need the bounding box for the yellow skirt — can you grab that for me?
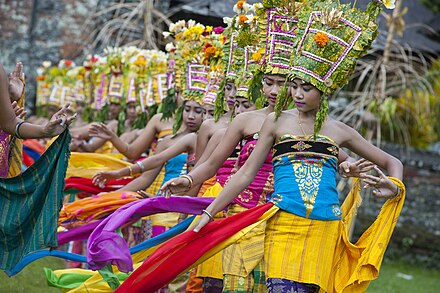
[196,182,225,279]
[265,178,406,293]
[223,204,266,277]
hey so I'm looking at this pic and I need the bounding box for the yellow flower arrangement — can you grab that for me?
[238,15,249,25]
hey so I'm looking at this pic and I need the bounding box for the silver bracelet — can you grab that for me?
[202,209,214,222]
[15,120,27,139]
[136,161,145,173]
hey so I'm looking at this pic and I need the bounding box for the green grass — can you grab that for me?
[1,257,439,292]
[367,260,440,293]
[0,257,66,293]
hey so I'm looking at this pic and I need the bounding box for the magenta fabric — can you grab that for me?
[58,220,103,245]
[216,158,236,186]
[232,133,274,209]
[87,196,214,272]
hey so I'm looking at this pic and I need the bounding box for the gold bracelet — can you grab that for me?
[180,174,193,190]
[128,165,133,177]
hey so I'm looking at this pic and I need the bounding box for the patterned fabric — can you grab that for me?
[0,130,9,177]
[266,278,319,293]
[223,260,266,293]
[271,134,341,220]
[232,133,274,209]
[202,277,224,292]
[264,210,340,292]
[223,204,266,278]
[197,182,226,279]
[0,129,70,270]
[186,267,203,293]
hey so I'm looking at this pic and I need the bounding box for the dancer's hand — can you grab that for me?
[92,170,120,188]
[360,166,400,199]
[12,101,26,118]
[8,62,25,101]
[339,158,375,178]
[160,177,191,198]
[43,104,77,137]
[136,190,152,198]
[192,213,211,233]
[89,123,115,140]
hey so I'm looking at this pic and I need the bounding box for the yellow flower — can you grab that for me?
[314,32,329,47]
[252,51,262,62]
[134,56,147,67]
[237,1,245,9]
[205,26,213,33]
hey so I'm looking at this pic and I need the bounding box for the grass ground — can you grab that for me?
[1,258,439,292]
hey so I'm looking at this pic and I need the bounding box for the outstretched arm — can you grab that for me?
[192,114,276,232]
[194,119,215,163]
[92,133,195,186]
[160,114,246,194]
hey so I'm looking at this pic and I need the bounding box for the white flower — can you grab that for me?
[187,19,196,28]
[243,3,253,13]
[162,31,171,38]
[245,14,255,24]
[165,42,175,52]
[37,68,44,75]
[253,3,263,9]
[379,0,395,9]
[223,17,233,26]
[233,4,240,14]
[42,61,52,68]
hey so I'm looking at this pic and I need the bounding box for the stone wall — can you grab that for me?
[0,0,99,111]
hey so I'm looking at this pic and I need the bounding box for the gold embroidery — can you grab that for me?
[293,160,323,218]
[291,141,312,151]
[327,145,339,156]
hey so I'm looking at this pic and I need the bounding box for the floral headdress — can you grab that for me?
[215,1,266,119]
[164,20,211,133]
[282,0,390,136]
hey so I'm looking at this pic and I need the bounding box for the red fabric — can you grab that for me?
[23,139,45,154]
[115,203,273,293]
[64,177,133,194]
[22,151,34,167]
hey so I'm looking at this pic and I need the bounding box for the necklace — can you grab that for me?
[298,111,308,137]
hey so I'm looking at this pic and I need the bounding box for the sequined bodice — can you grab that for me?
[270,134,342,220]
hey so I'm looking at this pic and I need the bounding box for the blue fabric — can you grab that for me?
[269,135,342,220]
[157,153,187,194]
[4,215,195,277]
[23,145,41,161]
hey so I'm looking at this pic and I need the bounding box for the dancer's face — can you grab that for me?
[224,82,237,111]
[109,102,121,120]
[289,78,322,114]
[203,104,215,120]
[262,74,286,106]
[234,97,256,115]
[182,100,204,132]
[126,102,138,122]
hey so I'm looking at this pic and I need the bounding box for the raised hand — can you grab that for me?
[159,177,191,198]
[339,158,375,178]
[8,62,25,101]
[43,104,77,137]
[92,170,121,188]
[360,166,400,199]
[89,123,115,140]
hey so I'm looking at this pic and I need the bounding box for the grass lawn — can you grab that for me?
[1,257,439,292]
[367,260,440,293]
[0,257,66,293]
